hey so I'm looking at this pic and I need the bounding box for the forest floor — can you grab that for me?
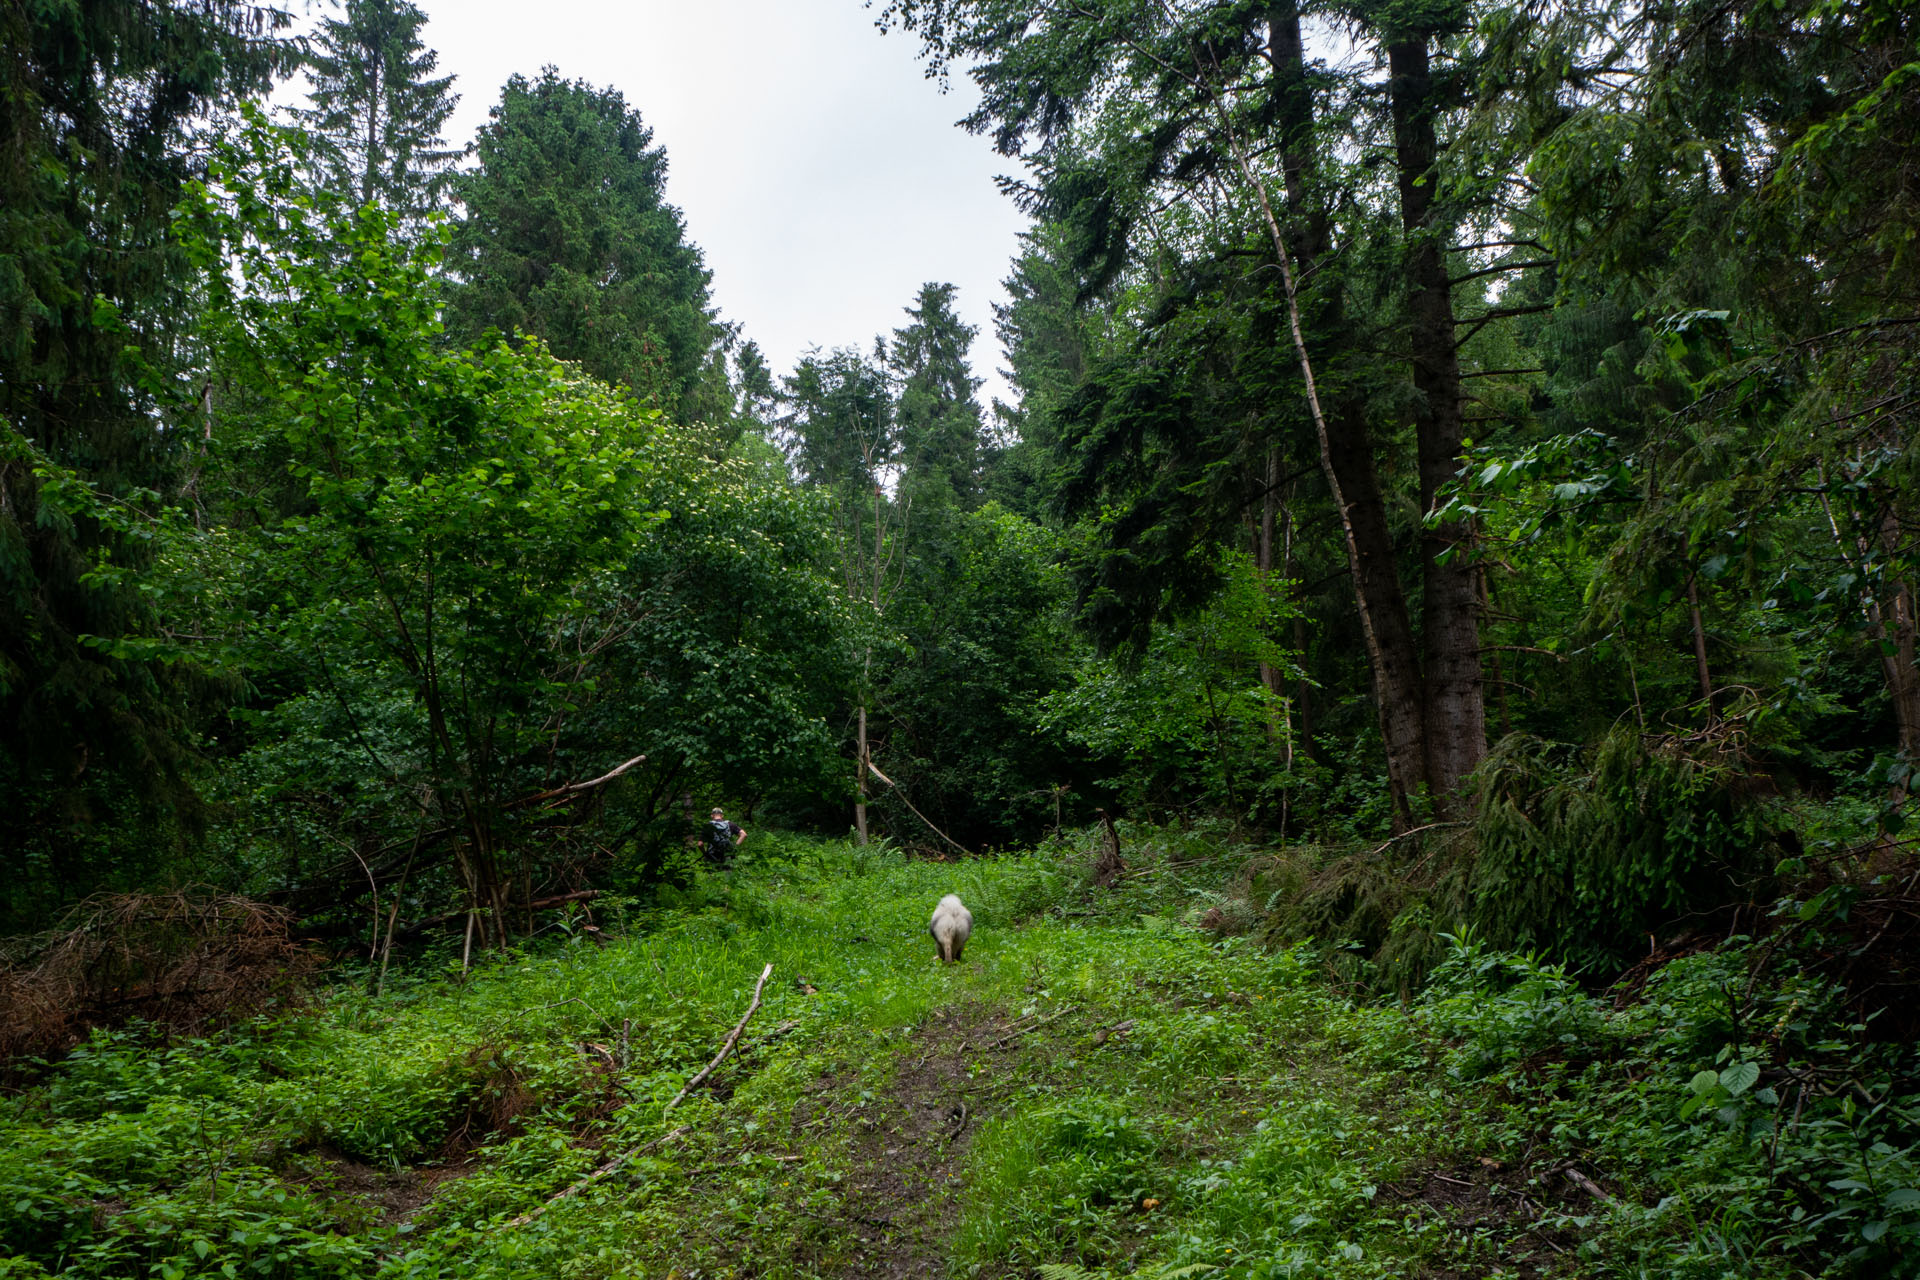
[2,833,1879,1279]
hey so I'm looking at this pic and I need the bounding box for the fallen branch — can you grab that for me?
[497,1124,689,1230]
[495,962,775,1232]
[866,760,972,856]
[518,890,600,911]
[503,753,648,811]
[987,1005,1079,1050]
[1116,858,1213,880]
[1563,1166,1618,1205]
[1367,820,1471,860]
[395,891,601,941]
[665,962,775,1111]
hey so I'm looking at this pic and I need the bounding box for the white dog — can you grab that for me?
[929,894,973,963]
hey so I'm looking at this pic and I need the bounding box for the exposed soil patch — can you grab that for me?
[1388,1157,1598,1278]
[294,1145,477,1228]
[796,1001,1008,1279]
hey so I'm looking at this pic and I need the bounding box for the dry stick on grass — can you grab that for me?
[498,962,774,1232]
[497,1125,690,1230]
[987,1005,1079,1050]
[665,963,776,1111]
[1563,1166,1618,1205]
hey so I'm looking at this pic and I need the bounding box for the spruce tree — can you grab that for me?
[0,1,295,926]
[890,283,985,508]
[444,69,723,422]
[734,339,779,428]
[293,0,461,224]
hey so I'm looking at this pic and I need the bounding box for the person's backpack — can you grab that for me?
[703,818,734,863]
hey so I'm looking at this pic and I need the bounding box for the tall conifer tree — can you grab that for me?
[890,283,985,508]
[445,69,723,422]
[779,346,901,843]
[293,0,460,223]
[0,0,295,925]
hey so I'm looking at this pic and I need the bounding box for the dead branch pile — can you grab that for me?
[0,890,322,1063]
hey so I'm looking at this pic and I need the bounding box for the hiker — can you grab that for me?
[703,807,746,868]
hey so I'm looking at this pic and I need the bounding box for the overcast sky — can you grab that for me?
[374,0,1031,407]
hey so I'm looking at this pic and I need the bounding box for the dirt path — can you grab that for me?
[793,1000,1015,1278]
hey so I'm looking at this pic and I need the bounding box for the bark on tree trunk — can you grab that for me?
[1257,448,1284,746]
[1880,580,1920,762]
[1876,509,1920,787]
[1279,481,1318,764]
[1388,34,1485,816]
[1259,6,1431,826]
[1325,399,1430,825]
[1686,567,1715,724]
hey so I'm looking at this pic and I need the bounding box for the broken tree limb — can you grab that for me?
[665,962,774,1111]
[497,1125,690,1230]
[497,962,773,1232]
[391,890,601,941]
[987,1005,1079,1050]
[865,760,972,856]
[1563,1166,1618,1205]
[517,889,600,911]
[502,753,647,811]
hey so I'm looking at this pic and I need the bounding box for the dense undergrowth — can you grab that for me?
[1,831,1915,1279]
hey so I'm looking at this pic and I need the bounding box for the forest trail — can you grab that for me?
[5,842,1838,1279]
[795,1001,999,1278]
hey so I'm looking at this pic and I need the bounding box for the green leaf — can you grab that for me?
[1718,1061,1760,1096]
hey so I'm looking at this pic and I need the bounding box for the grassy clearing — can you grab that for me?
[2,833,1912,1279]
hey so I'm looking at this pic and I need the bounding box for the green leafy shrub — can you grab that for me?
[1430,927,1920,1277]
[1418,930,1607,1079]
[956,1099,1162,1267]
[61,1178,379,1280]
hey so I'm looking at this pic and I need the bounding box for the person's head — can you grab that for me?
[711,808,725,821]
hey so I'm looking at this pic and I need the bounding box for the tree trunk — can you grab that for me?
[1325,398,1430,825]
[361,58,382,206]
[1876,510,1920,790]
[1686,568,1715,723]
[1257,5,1431,826]
[1879,580,1920,762]
[1280,481,1319,764]
[854,702,870,845]
[1388,32,1485,814]
[1256,447,1284,745]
